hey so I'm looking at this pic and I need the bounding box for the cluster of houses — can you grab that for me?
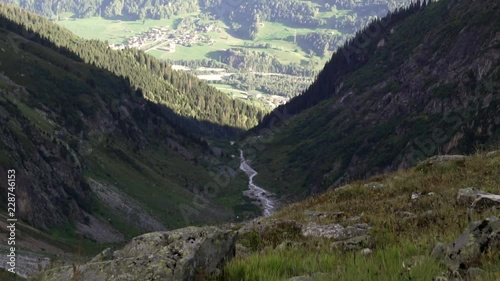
[109,21,219,52]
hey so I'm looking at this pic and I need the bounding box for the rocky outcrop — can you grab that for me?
[431,216,499,271]
[36,226,237,281]
[420,155,467,166]
[0,253,52,279]
[288,273,332,281]
[302,222,370,241]
[301,222,372,251]
[456,188,492,206]
[303,210,346,221]
[456,188,500,222]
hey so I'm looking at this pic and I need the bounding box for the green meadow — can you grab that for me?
[56,15,340,66]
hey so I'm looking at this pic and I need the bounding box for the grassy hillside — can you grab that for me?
[0,22,259,254]
[226,151,500,280]
[249,0,500,201]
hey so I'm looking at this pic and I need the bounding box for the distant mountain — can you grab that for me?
[249,0,500,200]
[0,4,260,241]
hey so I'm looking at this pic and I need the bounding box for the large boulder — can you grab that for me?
[456,188,500,221]
[431,216,500,271]
[36,226,237,281]
[421,155,466,165]
[302,222,370,241]
[288,273,332,281]
[302,222,372,251]
[303,210,345,221]
[456,188,491,206]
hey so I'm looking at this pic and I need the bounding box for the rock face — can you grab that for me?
[303,210,345,221]
[288,273,332,281]
[456,188,492,206]
[431,216,500,271]
[302,222,372,251]
[456,188,500,221]
[37,226,237,281]
[0,254,52,279]
[421,155,467,166]
[302,222,370,241]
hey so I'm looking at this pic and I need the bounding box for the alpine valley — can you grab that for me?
[0,0,498,280]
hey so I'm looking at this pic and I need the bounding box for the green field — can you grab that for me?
[57,13,196,44]
[209,84,249,99]
[56,15,339,66]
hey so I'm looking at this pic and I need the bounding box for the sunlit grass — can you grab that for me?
[225,152,500,280]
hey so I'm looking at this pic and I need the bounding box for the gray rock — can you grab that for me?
[89,247,114,263]
[430,242,448,260]
[485,150,499,157]
[364,182,385,189]
[237,219,300,236]
[431,216,500,271]
[456,188,490,206]
[422,155,466,165]
[360,248,373,255]
[37,226,237,281]
[303,210,345,221]
[396,211,416,218]
[288,273,331,281]
[469,193,500,212]
[302,223,370,241]
[333,235,374,251]
[466,267,484,280]
[432,277,448,281]
[235,243,251,259]
[346,215,362,222]
[289,276,314,281]
[0,254,52,279]
[403,255,426,271]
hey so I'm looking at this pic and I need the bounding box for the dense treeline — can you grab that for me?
[165,58,312,98]
[224,73,311,98]
[0,3,265,137]
[200,0,317,39]
[297,31,340,56]
[216,48,319,77]
[1,0,199,19]
[200,0,408,39]
[253,1,430,131]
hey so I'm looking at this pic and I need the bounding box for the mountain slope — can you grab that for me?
[0,18,258,245]
[226,152,500,281]
[249,0,499,201]
[0,3,266,137]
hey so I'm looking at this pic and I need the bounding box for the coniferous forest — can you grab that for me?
[0,4,266,137]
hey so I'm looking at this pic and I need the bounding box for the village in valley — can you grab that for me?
[110,18,219,53]
[106,18,290,109]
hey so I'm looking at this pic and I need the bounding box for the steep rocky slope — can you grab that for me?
[0,22,256,244]
[249,0,499,200]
